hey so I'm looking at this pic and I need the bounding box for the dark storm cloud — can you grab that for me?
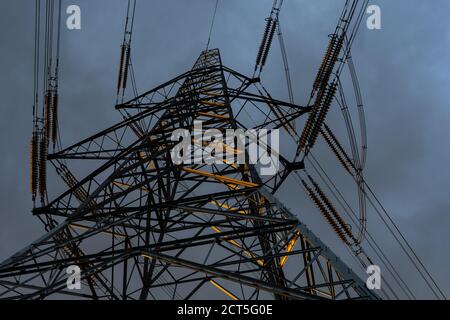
[0,0,449,298]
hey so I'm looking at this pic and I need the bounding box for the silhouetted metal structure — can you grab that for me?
[1,0,445,301]
[0,48,377,300]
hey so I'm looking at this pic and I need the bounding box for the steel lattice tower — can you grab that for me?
[0,49,378,300]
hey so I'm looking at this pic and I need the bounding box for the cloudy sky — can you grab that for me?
[0,0,449,299]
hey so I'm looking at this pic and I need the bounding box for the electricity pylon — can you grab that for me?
[0,49,377,300]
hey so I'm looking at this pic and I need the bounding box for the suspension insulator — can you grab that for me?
[302,179,349,245]
[122,46,131,89]
[321,124,357,175]
[333,35,344,61]
[312,34,344,99]
[299,116,314,150]
[44,91,50,111]
[117,45,126,93]
[313,35,338,94]
[51,92,58,144]
[30,132,39,200]
[59,164,90,204]
[321,127,351,173]
[321,35,344,89]
[38,132,48,202]
[308,175,356,243]
[309,81,338,147]
[44,91,52,143]
[260,20,278,68]
[300,85,327,150]
[256,18,273,67]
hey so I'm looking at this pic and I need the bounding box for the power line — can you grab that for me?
[206,0,220,51]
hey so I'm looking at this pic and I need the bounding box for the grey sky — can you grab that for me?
[0,0,449,299]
